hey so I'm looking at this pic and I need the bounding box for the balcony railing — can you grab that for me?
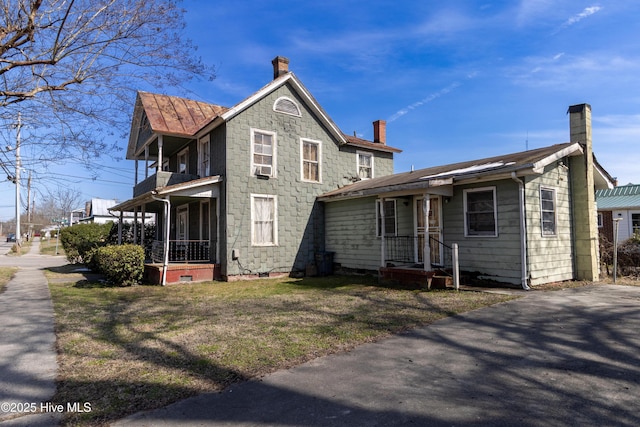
[384,235,452,268]
[151,240,212,263]
[134,171,200,197]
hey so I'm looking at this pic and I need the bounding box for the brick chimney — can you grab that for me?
[272,56,289,80]
[567,103,599,281]
[373,119,386,145]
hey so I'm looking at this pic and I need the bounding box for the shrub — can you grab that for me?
[59,222,113,264]
[106,221,155,259]
[96,244,145,286]
[617,237,640,277]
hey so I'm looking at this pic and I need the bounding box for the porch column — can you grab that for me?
[134,158,139,186]
[380,197,386,268]
[423,194,432,272]
[133,207,138,245]
[118,211,123,245]
[157,135,163,174]
[144,145,149,179]
[141,205,146,251]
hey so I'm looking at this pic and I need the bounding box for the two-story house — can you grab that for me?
[111,57,401,284]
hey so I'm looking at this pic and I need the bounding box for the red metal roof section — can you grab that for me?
[138,91,228,136]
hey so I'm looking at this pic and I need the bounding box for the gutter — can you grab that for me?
[151,192,170,286]
[511,172,530,290]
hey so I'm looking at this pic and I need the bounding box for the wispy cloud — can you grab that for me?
[553,6,602,34]
[388,82,461,123]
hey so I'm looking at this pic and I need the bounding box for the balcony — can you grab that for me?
[134,171,200,197]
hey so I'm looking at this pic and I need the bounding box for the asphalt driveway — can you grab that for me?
[114,284,640,426]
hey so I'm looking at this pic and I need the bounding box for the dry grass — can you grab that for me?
[40,237,65,256]
[47,274,516,426]
[0,267,17,294]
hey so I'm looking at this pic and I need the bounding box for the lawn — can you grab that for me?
[47,274,516,426]
[0,267,17,294]
[40,236,65,256]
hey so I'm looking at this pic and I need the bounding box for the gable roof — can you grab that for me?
[596,184,640,209]
[127,72,401,159]
[319,142,612,201]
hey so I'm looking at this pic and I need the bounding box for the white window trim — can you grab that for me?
[300,138,322,183]
[273,96,301,117]
[632,212,640,235]
[177,148,189,174]
[250,194,278,246]
[463,187,498,238]
[376,199,398,237]
[357,150,374,180]
[540,186,557,237]
[200,200,210,241]
[198,135,210,178]
[250,128,277,177]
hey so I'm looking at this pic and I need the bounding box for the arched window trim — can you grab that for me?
[273,96,301,117]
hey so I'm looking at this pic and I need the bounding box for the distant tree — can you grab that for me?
[36,185,82,225]
[0,0,213,166]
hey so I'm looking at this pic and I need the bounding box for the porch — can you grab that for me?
[380,235,458,289]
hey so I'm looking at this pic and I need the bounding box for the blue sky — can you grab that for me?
[1,0,639,221]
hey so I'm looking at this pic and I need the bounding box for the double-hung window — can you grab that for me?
[540,188,557,236]
[198,136,210,177]
[376,199,397,237]
[632,213,640,235]
[464,187,498,237]
[251,194,277,246]
[357,151,373,180]
[301,139,321,182]
[252,129,276,177]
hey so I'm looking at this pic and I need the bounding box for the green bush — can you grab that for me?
[59,222,113,264]
[96,244,145,286]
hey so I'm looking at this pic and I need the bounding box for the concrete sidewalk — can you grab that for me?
[114,284,640,427]
[0,239,67,426]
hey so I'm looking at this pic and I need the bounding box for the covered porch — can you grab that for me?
[377,190,459,289]
[110,175,222,285]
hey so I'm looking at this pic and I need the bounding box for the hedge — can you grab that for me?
[96,244,145,286]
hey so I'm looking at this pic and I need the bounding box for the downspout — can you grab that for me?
[151,192,171,286]
[511,172,530,290]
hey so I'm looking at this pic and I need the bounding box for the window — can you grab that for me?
[273,96,301,116]
[301,139,321,182]
[178,148,189,174]
[357,151,373,180]
[597,212,603,228]
[376,199,397,237]
[464,187,497,237]
[251,129,276,177]
[251,195,277,246]
[632,213,640,235]
[540,188,557,236]
[198,136,210,177]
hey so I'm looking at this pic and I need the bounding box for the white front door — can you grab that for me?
[415,196,443,266]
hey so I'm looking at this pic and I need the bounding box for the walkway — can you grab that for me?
[0,238,67,426]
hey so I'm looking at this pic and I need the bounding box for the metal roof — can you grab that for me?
[596,184,640,209]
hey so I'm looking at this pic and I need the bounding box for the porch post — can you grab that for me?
[144,145,149,179]
[118,211,123,245]
[133,207,138,245]
[380,197,386,268]
[423,194,432,272]
[134,158,139,186]
[157,135,163,174]
[141,205,146,251]
[162,196,171,286]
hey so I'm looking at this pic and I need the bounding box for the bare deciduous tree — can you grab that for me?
[0,0,213,164]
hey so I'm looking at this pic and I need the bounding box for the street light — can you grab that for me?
[612,216,623,284]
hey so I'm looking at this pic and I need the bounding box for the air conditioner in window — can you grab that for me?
[254,166,272,177]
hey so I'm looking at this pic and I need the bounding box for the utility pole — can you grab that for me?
[15,113,22,246]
